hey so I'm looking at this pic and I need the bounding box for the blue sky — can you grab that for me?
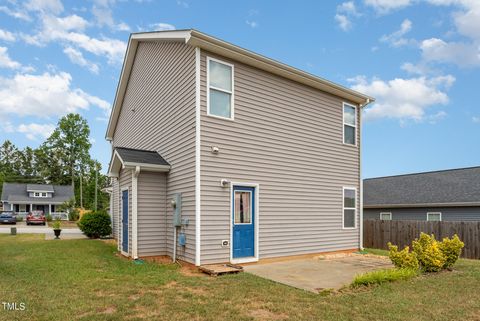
[0,0,478,178]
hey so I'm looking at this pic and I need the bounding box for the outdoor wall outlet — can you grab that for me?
[221,240,230,247]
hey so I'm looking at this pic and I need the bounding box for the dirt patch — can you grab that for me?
[164,281,177,288]
[99,306,116,314]
[248,309,287,320]
[179,265,206,277]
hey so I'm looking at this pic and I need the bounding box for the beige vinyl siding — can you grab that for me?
[137,171,167,256]
[119,168,132,256]
[200,51,360,264]
[111,41,196,263]
[112,177,120,240]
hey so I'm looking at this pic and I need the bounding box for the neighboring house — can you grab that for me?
[1,183,74,220]
[106,29,373,266]
[364,166,480,222]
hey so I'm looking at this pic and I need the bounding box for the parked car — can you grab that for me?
[0,211,16,224]
[26,211,46,226]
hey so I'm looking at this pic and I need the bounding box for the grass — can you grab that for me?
[352,268,419,288]
[1,236,480,321]
[363,248,389,256]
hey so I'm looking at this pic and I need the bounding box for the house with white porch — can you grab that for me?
[1,183,74,220]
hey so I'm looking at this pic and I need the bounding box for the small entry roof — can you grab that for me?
[108,147,170,177]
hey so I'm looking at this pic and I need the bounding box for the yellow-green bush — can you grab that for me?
[439,234,464,269]
[388,243,419,270]
[412,233,446,272]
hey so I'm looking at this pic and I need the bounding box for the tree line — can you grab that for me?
[0,113,109,211]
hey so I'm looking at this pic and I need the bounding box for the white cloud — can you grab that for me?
[246,20,258,28]
[177,0,189,8]
[91,0,131,32]
[335,2,360,31]
[17,123,56,140]
[22,14,127,64]
[365,0,413,13]
[335,14,352,31]
[24,0,64,14]
[420,38,480,66]
[473,116,480,123]
[0,29,16,42]
[401,62,435,75]
[349,74,455,121]
[0,5,31,21]
[0,47,21,69]
[337,1,360,16]
[380,19,415,47]
[149,23,176,31]
[364,0,412,14]
[0,72,110,118]
[63,47,99,74]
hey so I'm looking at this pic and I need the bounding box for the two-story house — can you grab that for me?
[106,29,374,266]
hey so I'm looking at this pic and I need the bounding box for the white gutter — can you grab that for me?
[359,98,371,250]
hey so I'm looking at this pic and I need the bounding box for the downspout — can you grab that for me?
[359,98,371,250]
[132,166,140,259]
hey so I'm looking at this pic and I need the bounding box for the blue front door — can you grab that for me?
[232,186,255,258]
[122,189,129,253]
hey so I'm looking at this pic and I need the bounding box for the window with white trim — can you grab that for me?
[380,212,392,220]
[427,212,442,221]
[207,57,234,119]
[343,103,356,145]
[343,188,356,228]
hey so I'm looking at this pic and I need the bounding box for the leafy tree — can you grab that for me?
[43,113,92,204]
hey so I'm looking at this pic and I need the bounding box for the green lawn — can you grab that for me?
[1,235,480,321]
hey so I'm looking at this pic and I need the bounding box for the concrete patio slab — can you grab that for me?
[243,254,392,292]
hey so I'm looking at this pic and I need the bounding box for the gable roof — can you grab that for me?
[108,147,171,177]
[1,183,74,204]
[364,166,480,208]
[105,29,374,140]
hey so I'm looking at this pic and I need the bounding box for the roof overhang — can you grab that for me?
[105,29,375,140]
[364,202,480,209]
[108,149,171,177]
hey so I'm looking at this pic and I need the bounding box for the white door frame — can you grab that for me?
[120,187,129,257]
[229,181,260,264]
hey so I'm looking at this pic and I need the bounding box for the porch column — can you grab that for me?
[48,204,51,214]
[30,204,33,212]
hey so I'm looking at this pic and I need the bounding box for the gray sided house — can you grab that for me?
[364,166,480,222]
[1,183,74,220]
[106,29,374,266]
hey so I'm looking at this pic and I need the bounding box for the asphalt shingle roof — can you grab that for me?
[116,147,170,166]
[364,166,480,207]
[1,183,74,204]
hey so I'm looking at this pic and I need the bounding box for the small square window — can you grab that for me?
[380,212,392,220]
[427,212,441,221]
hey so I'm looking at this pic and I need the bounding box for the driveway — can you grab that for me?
[0,222,86,240]
[243,253,392,292]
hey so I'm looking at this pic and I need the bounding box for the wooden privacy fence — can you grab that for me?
[363,219,480,259]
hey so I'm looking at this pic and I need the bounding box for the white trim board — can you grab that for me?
[195,47,202,266]
[229,181,260,264]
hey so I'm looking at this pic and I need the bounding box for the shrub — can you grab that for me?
[16,216,23,222]
[351,268,418,288]
[388,243,419,270]
[68,208,80,221]
[439,234,464,269]
[77,210,112,238]
[412,233,446,272]
[45,214,52,222]
[52,219,61,230]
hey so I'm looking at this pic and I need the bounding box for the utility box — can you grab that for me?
[178,233,186,246]
[172,193,182,227]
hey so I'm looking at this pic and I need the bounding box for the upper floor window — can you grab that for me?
[33,192,48,198]
[207,57,234,120]
[343,103,357,145]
